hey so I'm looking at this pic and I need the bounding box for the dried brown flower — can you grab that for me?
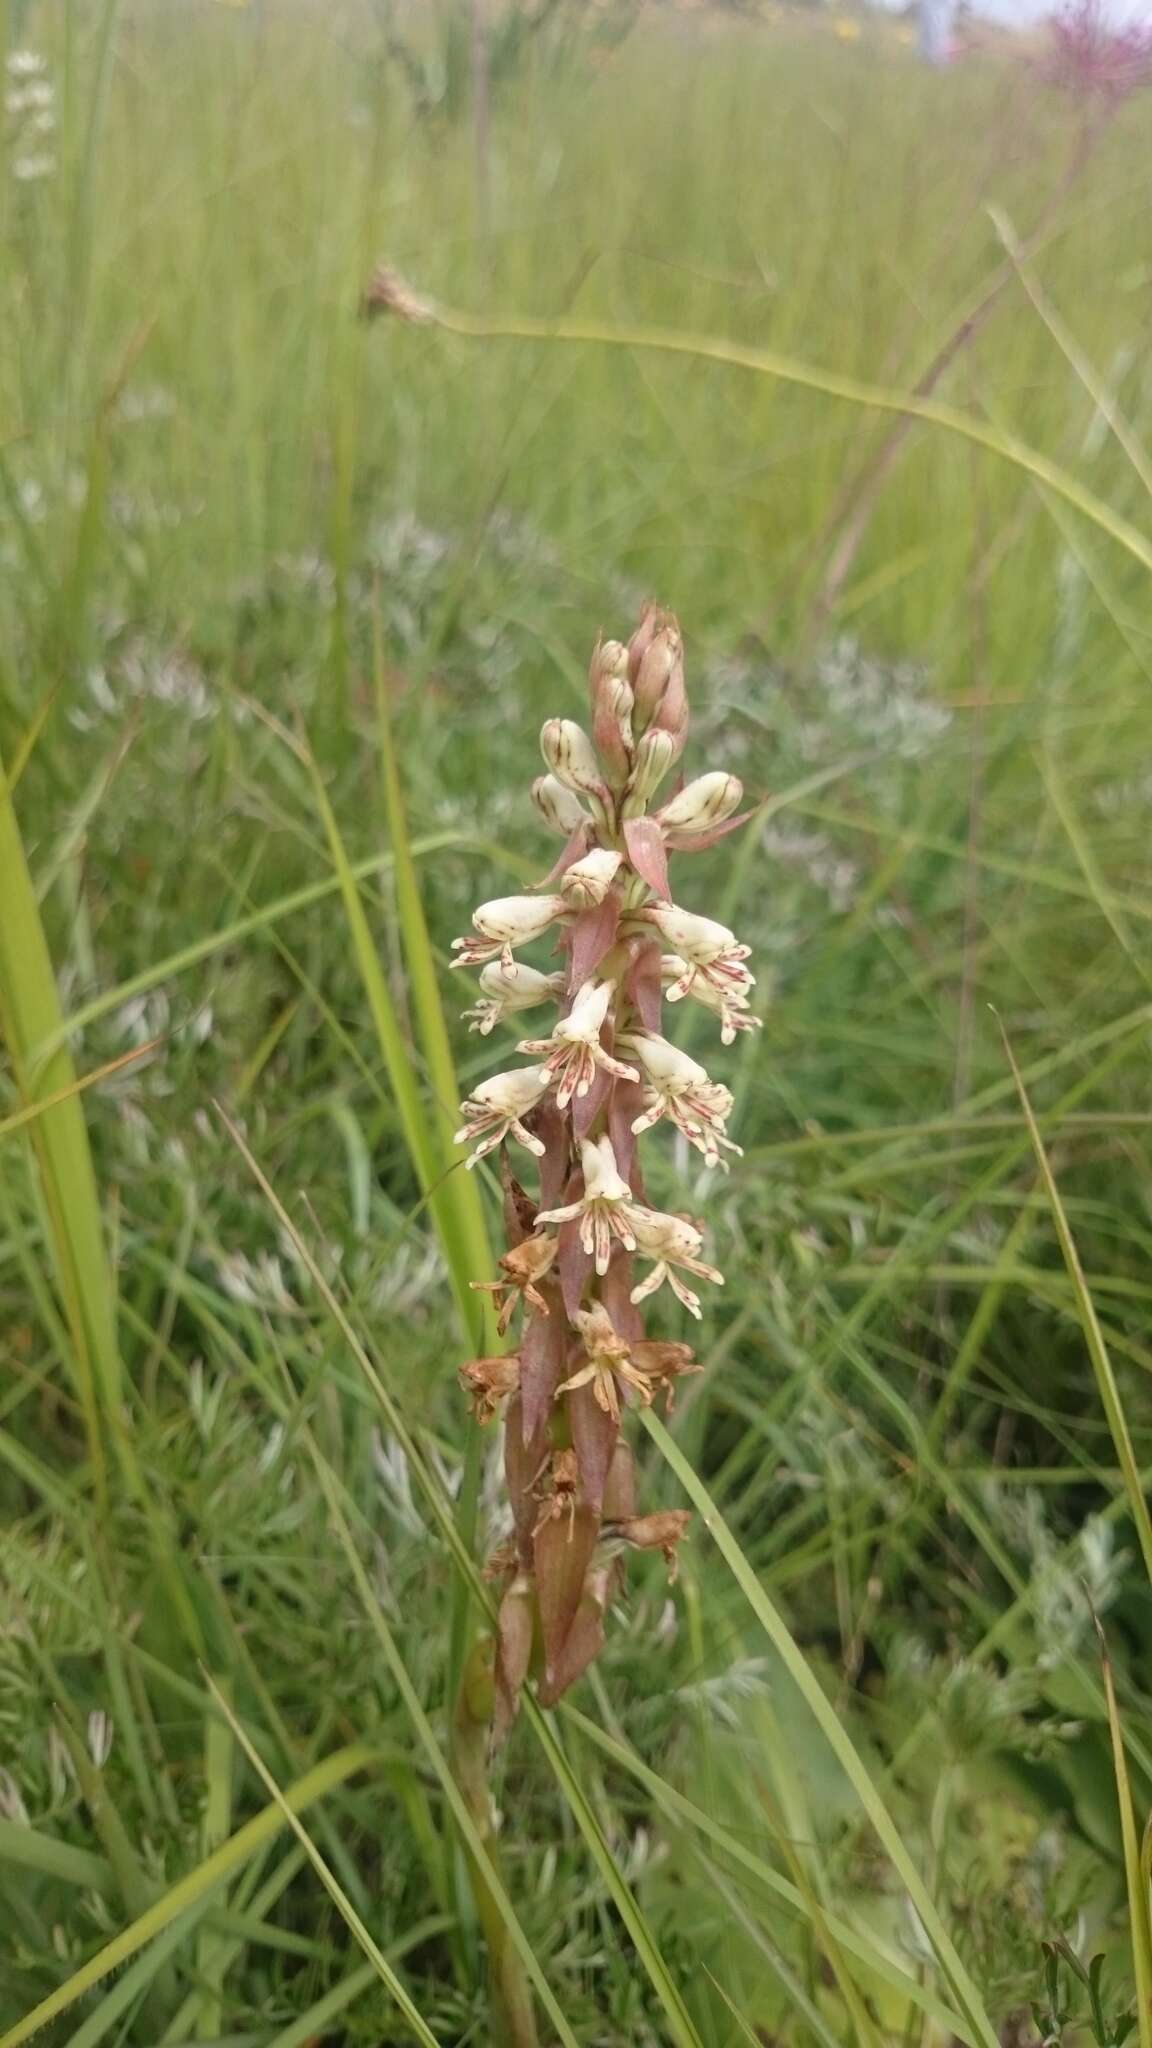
[359,262,435,325]
[458,1353,521,1424]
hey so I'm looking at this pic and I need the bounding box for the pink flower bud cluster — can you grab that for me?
[452,604,758,1737]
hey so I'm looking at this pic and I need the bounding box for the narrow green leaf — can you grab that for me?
[640,1408,1000,2048]
[65,1904,209,2048]
[998,1015,1152,1583]
[196,1675,236,2038]
[564,1709,975,2045]
[288,1411,580,2048]
[521,1704,706,2048]
[296,727,485,1346]
[1096,1618,1152,2048]
[219,1111,706,2046]
[202,1678,441,2048]
[373,614,496,1337]
[40,832,469,1060]
[0,1745,377,2048]
[0,1820,111,1893]
[264,1922,455,2048]
[0,746,123,1495]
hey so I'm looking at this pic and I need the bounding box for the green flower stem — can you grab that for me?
[451,1639,540,2048]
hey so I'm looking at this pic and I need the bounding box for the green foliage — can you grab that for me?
[4,0,1152,2041]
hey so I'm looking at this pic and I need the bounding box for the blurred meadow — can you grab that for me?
[5,0,1152,2041]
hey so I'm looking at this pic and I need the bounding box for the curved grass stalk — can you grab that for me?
[420,302,1152,578]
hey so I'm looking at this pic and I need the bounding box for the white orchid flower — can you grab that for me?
[620,1028,742,1167]
[629,1209,724,1320]
[464,960,565,1036]
[536,1134,647,1275]
[518,980,639,1111]
[658,953,761,1045]
[453,1068,550,1166]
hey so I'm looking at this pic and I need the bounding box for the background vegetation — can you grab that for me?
[4,1,1152,2041]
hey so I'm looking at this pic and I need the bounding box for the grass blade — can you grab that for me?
[202,1678,441,2048]
[639,1408,1000,2048]
[0,1745,377,2048]
[428,302,1152,579]
[217,1108,707,2047]
[564,1709,976,2045]
[283,1405,581,2048]
[1096,1616,1152,2048]
[521,1702,707,2048]
[373,612,496,1333]
[294,722,488,1347]
[0,1822,111,1893]
[998,1014,1152,1583]
[263,1923,454,2048]
[0,745,124,1497]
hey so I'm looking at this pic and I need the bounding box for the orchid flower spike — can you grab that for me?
[450,600,754,1732]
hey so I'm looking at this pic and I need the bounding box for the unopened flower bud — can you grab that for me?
[623,729,679,813]
[633,618,682,727]
[540,718,605,798]
[589,638,629,697]
[626,602,659,688]
[620,1029,708,1091]
[532,774,588,837]
[589,639,635,789]
[450,893,568,969]
[642,903,743,965]
[656,772,743,837]
[559,846,623,909]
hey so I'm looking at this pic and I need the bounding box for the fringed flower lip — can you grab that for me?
[535,1134,646,1275]
[557,1303,700,1424]
[534,1135,725,1313]
[470,1233,558,1335]
[458,1353,522,1422]
[628,1209,725,1319]
[620,1028,742,1167]
[634,903,754,998]
[517,979,639,1110]
[658,951,761,1044]
[557,1302,657,1423]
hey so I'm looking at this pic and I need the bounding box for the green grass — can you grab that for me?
[4,0,1152,2040]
